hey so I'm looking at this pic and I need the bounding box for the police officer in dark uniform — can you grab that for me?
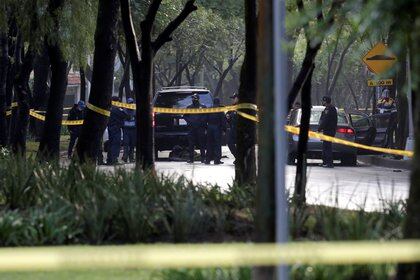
[184,94,207,163]
[318,96,338,168]
[226,93,238,162]
[122,98,136,163]
[67,100,85,159]
[107,96,128,165]
[205,98,226,165]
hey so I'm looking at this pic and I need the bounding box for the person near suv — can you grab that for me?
[205,98,226,165]
[67,100,85,159]
[107,96,128,165]
[318,96,338,168]
[184,94,207,163]
[122,97,136,163]
[226,93,239,163]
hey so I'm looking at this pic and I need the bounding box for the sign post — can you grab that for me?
[362,43,397,75]
[362,43,397,121]
[273,0,289,279]
[405,50,414,160]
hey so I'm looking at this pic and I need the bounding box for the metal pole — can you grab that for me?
[273,0,289,279]
[405,49,414,159]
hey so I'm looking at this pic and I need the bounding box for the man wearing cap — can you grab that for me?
[107,96,128,165]
[122,97,136,163]
[205,98,227,164]
[318,96,338,168]
[67,100,86,159]
[226,93,239,162]
[184,94,207,163]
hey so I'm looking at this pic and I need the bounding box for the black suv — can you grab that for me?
[153,86,214,154]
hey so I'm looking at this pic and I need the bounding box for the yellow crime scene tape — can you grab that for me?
[3,100,413,157]
[112,100,259,114]
[29,110,84,126]
[0,241,420,272]
[284,125,414,158]
[87,103,111,117]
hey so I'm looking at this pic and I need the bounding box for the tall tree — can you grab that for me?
[291,0,344,205]
[255,0,275,278]
[120,0,197,170]
[30,45,50,140]
[76,0,120,163]
[293,64,314,208]
[236,0,257,185]
[37,0,68,160]
[287,0,343,111]
[0,31,8,147]
[10,46,34,155]
[392,0,420,278]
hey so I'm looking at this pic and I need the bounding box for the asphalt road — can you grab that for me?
[100,147,410,211]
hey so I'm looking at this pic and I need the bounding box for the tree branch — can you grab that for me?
[152,0,197,52]
[120,0,140,64]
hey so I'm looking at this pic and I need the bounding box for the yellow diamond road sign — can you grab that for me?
[362,43,397,75]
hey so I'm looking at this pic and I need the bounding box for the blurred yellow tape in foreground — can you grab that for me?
[285,125,414,158]
[0,241,420,271]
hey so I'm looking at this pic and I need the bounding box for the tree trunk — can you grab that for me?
[76,0,119,163]
[395,53,408,150]
[236,0,257,185]
[7,31,23,147]
[345,75,359,110]
[255,0,275,278]
[327,38,355,97]
[293,64,314,208]
[137,15,156,170]
[121,0,197,171]
[30,45,50,140]
[11,47,34,156]
[397,23,420,277]
[213,57,239,97]
[37,44,68,160]
[0,32,8,147]
[287,43,321,111]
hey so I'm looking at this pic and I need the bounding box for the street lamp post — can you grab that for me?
[405,50,414,160]
[273,0,289,279]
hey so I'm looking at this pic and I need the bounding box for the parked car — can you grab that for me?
[287,106,375,166]
[153,86,214,156]
[347,110,377,147]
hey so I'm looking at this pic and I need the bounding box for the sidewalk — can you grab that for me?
[358,155,412,170]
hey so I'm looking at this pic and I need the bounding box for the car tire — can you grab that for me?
[341,154,357,166]
[287,153,296,165]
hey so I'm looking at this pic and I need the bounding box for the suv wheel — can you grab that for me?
[341,154,357,166]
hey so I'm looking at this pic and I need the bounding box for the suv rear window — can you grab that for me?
[154,91,213,108]
[290,109,348,125]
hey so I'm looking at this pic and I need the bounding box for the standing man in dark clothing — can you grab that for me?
[226,93,238,162]
[205,98,227,165]
[107,96,127,165]
[67,100,85,159]
[184,94,207,163]
[318,96,338,168]
[122,97,136,163]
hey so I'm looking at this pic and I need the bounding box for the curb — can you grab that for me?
[358,155,412,170]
